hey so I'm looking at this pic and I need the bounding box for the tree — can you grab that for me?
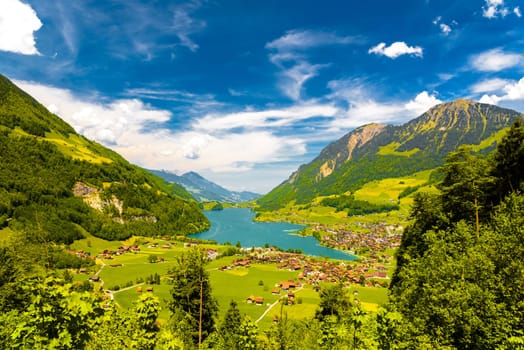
[218,300,243,349]
[129,293,161,350]
[9,276,103,349]
[168,247,218,346]
[315,283,353,322]
[438,146,492,238]
[489,118,524,206]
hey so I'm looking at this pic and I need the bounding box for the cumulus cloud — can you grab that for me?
[479,77,524,105]
[482,0,510,18]
[433,16,454,35]
[368,41,423,59]
[0,0,42,55]
[14,80,171,145]
[471,48,522,72]
[440,23,452,35]
[404,91,442,116]
[327,80,441,130]
[12,80,317,192]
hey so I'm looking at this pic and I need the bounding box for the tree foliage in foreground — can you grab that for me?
[390,119,524,349]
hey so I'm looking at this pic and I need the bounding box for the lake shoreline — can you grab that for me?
[191,208,356,261]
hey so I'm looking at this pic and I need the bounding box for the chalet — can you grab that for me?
[162,244,171,249]
[110,263,123,267]
[271,289,280,295]
[136,287,142,293]
[146,286,154,292]
[207,249,218,260]
[89,275,100,282]
[246,295,255,304]
[255,296,264,305]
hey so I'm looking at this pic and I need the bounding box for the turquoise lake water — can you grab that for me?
[190,208,355,261]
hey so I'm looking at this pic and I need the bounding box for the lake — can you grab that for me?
[190,208,356,261]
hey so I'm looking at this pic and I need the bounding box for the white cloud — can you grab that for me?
[172,2,206,52]
[479,77,524,105]
[0,0,42,55]
[266,29,356,100]
[482,0,517,18]
[404,91,442,116]
[278,61,329,100]
[433,16,453,35]
[440,23,452,35]
[470,78,511,93]
[192,104,338,131]
[11,80,320,193]
[368,41,423,59]
[327,80,441,130]
[266,29,358,51]
[471,49,522,72]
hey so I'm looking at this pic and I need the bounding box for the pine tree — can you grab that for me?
[168,247,218,346]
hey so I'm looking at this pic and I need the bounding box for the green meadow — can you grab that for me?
[70,235,391,329]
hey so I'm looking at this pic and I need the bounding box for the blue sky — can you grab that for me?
[1,0,523,193]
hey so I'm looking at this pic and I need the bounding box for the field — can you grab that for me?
[255,170,440,228]
[68,234,391,330]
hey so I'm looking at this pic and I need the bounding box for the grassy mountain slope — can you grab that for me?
[258,100,522,210]
[0,74,209,243]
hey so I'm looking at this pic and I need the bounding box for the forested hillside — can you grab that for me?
[0,74,209,243]
[258,100,522,210]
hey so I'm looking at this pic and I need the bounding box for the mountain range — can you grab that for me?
[257,99,523,210]
[150,170,260,203]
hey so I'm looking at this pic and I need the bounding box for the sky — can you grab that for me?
[0,0,523,194]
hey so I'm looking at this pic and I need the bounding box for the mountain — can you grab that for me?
[257,99,523,210]
[150,170,260,203]
[0,74,209,243]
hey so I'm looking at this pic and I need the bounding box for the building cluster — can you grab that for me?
[314,222,402,256]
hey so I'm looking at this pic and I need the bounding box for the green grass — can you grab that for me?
[210,263,299,326]
[354,170,432,205]
[70,235,391,330]
[43,130,113,164]
[377,142,420,157]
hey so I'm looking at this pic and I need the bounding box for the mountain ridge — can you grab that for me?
[257,99,523,210]
[150,169,260,203]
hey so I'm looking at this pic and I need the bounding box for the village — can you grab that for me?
[311,222,403,257]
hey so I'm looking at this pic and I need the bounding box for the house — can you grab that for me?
[255,297,264,305]
[146,286,154,292]
[136,287,142,293]
[207,249,218,260]
[271,289,280,295]
[246,295,255,304]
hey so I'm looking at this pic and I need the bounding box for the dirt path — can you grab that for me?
[255,286,304,323]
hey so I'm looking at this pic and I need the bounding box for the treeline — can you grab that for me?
[321,194,399,215]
